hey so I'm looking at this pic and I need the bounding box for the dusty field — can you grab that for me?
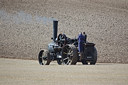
[0,58,128,85]
[0,0,128,63]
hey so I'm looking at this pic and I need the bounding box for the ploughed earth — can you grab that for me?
[0,0,128,63]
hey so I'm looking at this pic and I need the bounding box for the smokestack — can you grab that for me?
[53,20,58,42]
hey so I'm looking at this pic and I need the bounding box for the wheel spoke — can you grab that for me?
[63,57,68,61]
[61,45,78,65]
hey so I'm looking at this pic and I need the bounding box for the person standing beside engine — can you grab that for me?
[83,32,87,43]
[78,32,85,61]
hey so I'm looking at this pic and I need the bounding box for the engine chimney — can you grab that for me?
[53,20,58,42]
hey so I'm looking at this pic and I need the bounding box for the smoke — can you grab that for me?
[0,10,57,25]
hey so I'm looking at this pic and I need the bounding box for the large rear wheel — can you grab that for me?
[61,45,78,65]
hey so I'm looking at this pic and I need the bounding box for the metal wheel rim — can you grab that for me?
[62,47,73,65]
[42,52,47,65]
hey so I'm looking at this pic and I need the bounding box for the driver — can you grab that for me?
[58,33,63,41]
[62,33,67,45]
[57,33,67,47]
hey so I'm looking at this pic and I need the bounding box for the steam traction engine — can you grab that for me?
[38,21,97,65]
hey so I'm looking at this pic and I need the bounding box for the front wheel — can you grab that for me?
[38,50,51,65]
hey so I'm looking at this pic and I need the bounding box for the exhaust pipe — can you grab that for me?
[53,20,58,42]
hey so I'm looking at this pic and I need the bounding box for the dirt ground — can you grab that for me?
[0,58,128,85]
[0,0,128,85]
